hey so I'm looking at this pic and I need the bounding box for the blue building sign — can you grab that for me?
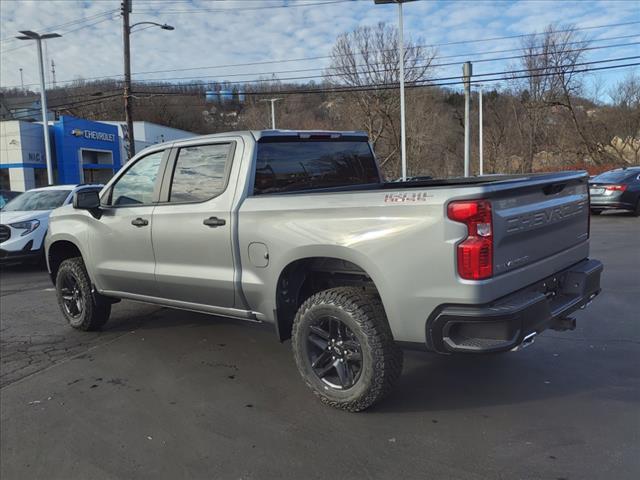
[53,115,121,184]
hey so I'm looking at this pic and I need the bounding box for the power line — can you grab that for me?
[8,62,637,120]
[0,12,117,55]
[123,55,640,91]
[116,40,640,85]
[0,9,118,44]
[6,31,638,90]
[130,61,640,98]
[133,0,352,14]
[122,19,640,73]
[130,33,635,78]
[7,93,122,121]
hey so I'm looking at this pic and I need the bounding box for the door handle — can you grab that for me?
[203,216,226,228]
[131,217,149,227]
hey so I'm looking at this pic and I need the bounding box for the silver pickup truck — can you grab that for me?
[45,130,603,411]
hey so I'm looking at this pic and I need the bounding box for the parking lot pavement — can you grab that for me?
[1,213,638,480]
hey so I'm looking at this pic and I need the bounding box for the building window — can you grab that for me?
[34,169,49,188]
[83,169,113,184]
[0,170,9,190]
[81,149,113,165]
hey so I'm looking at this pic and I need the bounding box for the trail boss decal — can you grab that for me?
[384,192,432,203]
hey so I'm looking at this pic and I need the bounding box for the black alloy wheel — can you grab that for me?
[55,257,111,331]
[307,316,363,390]
[59,270,84,318]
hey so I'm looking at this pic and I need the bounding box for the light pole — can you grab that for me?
[121,0,174,159]
[260,98,282,129]
[374,0,416,181]
[478,84,484,176]
[16,30,61,185]
[462,61,472,177]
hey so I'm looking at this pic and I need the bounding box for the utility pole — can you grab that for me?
[16,30,62,185]
[462,61,472,177]
[397,1,407,181]
[120,2,174,160]
[260,98,282,129]
[478,84,484,176]
[19,68,24,90]
[51,59,56,87]
[122,0,135,158]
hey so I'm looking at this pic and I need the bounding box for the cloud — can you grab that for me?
[0,0,638,94]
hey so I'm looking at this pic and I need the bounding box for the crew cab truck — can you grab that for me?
[45,130,603,412]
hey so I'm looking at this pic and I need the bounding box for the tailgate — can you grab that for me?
[491,175,589,276]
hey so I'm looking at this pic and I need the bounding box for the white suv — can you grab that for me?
[0,184,102,264]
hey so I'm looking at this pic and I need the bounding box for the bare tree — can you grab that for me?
[602,72,640,164]
[512,24,591,171]
[325,22,436,177]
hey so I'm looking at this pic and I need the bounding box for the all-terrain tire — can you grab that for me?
[292,287,403,412]
[55,257,111,331]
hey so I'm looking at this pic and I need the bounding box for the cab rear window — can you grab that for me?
[253,140,380,195]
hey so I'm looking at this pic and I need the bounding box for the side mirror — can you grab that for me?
[73,190,100,210]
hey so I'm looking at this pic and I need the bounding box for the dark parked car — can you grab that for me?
[589,167,640,216]
[0,190,20,209]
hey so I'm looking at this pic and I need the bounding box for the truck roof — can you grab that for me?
[166,130,368,149]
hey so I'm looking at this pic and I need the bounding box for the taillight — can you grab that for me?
[447,200,493,280]
[604,184,627,191]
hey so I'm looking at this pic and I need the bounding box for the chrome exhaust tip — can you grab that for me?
[511,331,537,352]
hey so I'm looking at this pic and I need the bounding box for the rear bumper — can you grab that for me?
[426,259,603,354]
[590,197,634,209]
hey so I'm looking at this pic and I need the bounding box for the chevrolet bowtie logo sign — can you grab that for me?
[70,128,116,142]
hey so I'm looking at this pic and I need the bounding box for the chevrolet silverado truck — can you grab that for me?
[45,130,603,411]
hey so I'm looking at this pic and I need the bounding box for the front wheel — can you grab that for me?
[590,209,603,215]
[292,287,403,412]
[55,257,111,331]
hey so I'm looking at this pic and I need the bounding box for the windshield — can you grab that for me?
[2,190,71,212]
[591,171,636,184]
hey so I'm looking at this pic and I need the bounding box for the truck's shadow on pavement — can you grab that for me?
[100,305,625,414]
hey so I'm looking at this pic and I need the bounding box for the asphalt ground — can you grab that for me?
[1,212,638,479]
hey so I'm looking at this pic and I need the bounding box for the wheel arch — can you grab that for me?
[47,238,85,284]
[273,254,388,342]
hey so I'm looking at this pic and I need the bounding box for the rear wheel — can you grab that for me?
[633,200,640,217]
[292,287,403,412]
[55,257,111,331]
[590,209,603,215]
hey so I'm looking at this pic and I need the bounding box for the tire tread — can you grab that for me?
[292,287,403,412]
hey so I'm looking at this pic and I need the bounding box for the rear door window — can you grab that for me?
[168,143,233,203]
[254,140,379,195]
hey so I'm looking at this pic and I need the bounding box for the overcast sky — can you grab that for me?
[1,0,638,100]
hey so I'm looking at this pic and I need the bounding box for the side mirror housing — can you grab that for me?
[73,190,100,210]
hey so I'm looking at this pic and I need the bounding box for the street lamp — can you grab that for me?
[121,0,174,159]
[130,21,175,33]
[373,0,417,181]
[15,30,62,185]
[260,98,283,129]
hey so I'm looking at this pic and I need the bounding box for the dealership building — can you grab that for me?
[0,115,196,191]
